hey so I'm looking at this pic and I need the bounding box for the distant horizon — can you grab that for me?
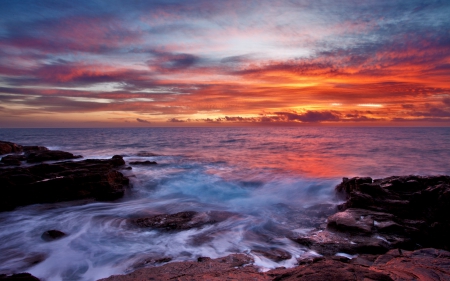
[1,1,449,127]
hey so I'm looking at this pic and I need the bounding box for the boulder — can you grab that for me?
[41,230,66,242]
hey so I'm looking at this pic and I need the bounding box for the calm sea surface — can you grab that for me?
[1,127,449,280]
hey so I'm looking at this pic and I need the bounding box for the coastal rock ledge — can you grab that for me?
[0,141,130,212]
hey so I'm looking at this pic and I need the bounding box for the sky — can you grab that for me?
[0,0,450,127]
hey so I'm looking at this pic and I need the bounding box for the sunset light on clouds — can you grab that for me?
[1,0,450,127]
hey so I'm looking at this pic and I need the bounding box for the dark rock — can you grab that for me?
[371,248,450,281]
[25,150,82,163]
[22,146,48,152]
[0,273,40,281]
[129,161,157,165]
[97,249,450,281]
[132,211,236,231]
[41,230,66,241]
[1,155,26,166]
[99,254,259,281]
[0,141,23,155]
[0,155,129,211]
[334,175,450,251]
[271,258,394,281]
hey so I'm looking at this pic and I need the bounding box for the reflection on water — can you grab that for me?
[0,127,449,280]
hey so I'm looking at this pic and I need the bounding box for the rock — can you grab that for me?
[370,248,450,280]
[132,211,234,231]
[22,146,48,152]
[99,254,262,281]
[41,230,66,241]
[129,161,157,165]
[25,150,82,163]
[0,155,129,211]
[0,141,23,155]
[334,175,450,251]
[270,258,394,281]
[1,155,26,166]
[252,248,292,262]
[0,273,40,281]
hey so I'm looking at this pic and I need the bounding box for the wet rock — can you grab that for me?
[270,258,394,281]
[129,161,157,165]
[0,141,23,155]
[99,254,260,281]
[334,175,450,250]
[128,255,172,271]
[252,248,292,262]
[0,273,40,281]
[25,150,82,163]
[371,248,450,281]
[132,211,234,231]
[0,155,129,211]
[41,230,66,241]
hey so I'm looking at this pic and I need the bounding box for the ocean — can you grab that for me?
[1,127,449,280]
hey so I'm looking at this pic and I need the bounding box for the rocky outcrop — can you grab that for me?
[0,141,24,155]
[0,141,79,166]
[100,248,450,281]
[100,175,450,281]
[131,211,237,231]
[99,254,264,281]
[25,150,81,163]
[0,155,129,211]
[334,175,450,251]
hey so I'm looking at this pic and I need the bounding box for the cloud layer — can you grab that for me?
[0,0,449,127]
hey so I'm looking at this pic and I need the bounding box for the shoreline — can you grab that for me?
[1,140,450,280]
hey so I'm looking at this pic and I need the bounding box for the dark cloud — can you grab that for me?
[411,107,450,118]
[402,104,415,109]
[136,118,150,123]
[167,118,185,122]
[443,98,450,107]
[275,111,341,123]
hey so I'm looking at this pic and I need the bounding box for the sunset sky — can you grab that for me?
[1,0,450,127]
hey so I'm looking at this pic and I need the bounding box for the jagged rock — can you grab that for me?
[334,175,450,251]
[41,230,66,241]
[0,155,129,211]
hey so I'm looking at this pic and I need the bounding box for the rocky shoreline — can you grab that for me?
[1,140,450,280]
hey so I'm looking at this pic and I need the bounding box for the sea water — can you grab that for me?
[0,127,449,280]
